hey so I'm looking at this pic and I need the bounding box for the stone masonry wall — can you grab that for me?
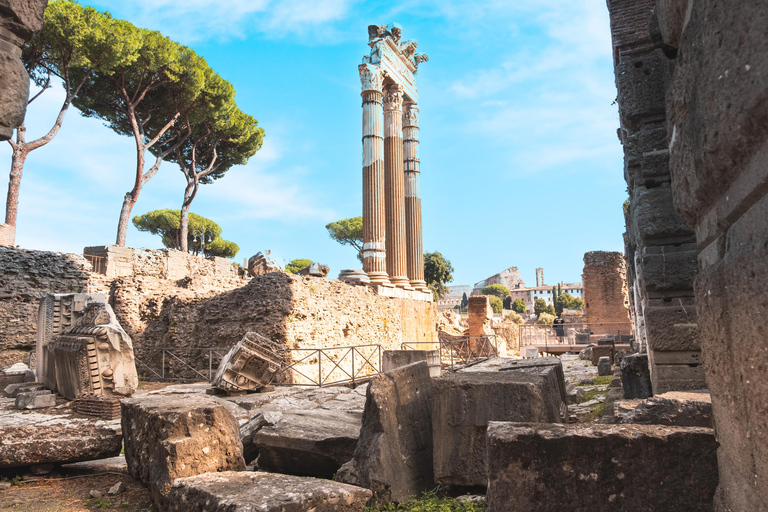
[0,246,91,359]
[607,0,705,394]
[582,251,631,335]
[651,1,768,509]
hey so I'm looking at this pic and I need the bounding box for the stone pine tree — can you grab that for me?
[132,209,239,257]
[4,1,138,242]
[325,217,363,262]
[165,91,263,252]
[73,26,213,247]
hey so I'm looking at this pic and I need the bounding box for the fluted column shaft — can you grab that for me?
[360,65,390,285]
[403,104,426,291]
[383,84,410,289]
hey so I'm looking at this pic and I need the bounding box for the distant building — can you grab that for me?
[472,267,526,295]
[509,282,583,313]
[438,285,472,308]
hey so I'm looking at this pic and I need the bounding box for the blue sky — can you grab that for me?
[0,0,625,288]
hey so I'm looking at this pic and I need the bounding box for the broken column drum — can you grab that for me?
[360,24,428,288]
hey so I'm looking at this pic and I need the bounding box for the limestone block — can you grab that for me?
[643,300,699,352]
[597,357,612,376]
[15,389,55,409]
[337,361,433,504]
[631,184,695,244]
[247,250,283,277]
[649,362,706,394]
[0,425,122,469]
[638,244,699,293]
[382,349,440,378]
[252,409,360,479]
[615,391,712,427]
[620,353,652,399]
[48,302,138,399]
[590,345,613,366]
[432,371,565,487]
[212,332,285,393]
[3,381,43,398]
[166,471,372,512]
[121,396,245,504]
[486,422,718,512]
[655,0,690,49]
[498,357,568,413]
[298,262,330,277]
[615,49,671,132]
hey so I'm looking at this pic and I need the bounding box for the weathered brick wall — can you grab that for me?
[653,1,768,509]
[607,0,704,394]
[0,246,91,356]
[582,251,631,335]
[0,224,14,246]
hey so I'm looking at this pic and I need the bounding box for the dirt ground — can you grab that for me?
[0,469,153,512]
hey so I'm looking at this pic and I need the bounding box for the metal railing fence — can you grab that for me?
[402,335,498,370]
[518,322,634,348]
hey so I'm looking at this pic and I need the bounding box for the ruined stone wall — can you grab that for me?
[115,271,435,353]
[0,246,91,359]
[607,0,705,394]
[582,251,631,335]
[652,1,768,509]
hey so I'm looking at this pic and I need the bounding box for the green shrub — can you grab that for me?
[504,310,524,325]
[366,492,486,511]
[536,312,555,325]
[488,296,503,314]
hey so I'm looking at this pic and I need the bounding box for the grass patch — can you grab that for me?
[366,492,486,512]
[579,389,607,403]
[592,376,613,386]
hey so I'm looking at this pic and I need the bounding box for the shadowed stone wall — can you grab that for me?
[650,1,768,509]
[607,0,705,394]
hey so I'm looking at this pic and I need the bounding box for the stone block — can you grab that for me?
[638,244,699,293]
[621,353,652,399]
[498,357,568,410]
[615,391,712,427]
[643,300,699,352]
[615,49,671,131]
[247,250,283,277]
[2,381,43,398]
[0,425,122,469]
[649,362,707,394]
[655,0,691,49]
[590,345,613,366]
[121,396,245,504]
[337,361,433,504]
[15,389,55,409]
[166,471,372,512]
[486,422,718,512]
[298,262,330,277]
[631,184,695,244]
[213,332,285,393]
[382,350,440,378]
[597,357,612,376]
[432,371,565,487]
[252,409,361,479]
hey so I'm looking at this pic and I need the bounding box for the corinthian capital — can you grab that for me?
[403,105,419,127]
[383,84,404,112]
[359,63,384,92]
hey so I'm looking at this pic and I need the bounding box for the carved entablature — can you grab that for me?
[363,23,427,103]
[383,84,404,111]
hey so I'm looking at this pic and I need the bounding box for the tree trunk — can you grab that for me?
[4,144,27,228]
[115,191,137,247]
[179,175,198,254]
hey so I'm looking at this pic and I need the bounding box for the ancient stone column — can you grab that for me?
[383,84,410,289]
[403,104,426,292]
[359,64,390,286]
